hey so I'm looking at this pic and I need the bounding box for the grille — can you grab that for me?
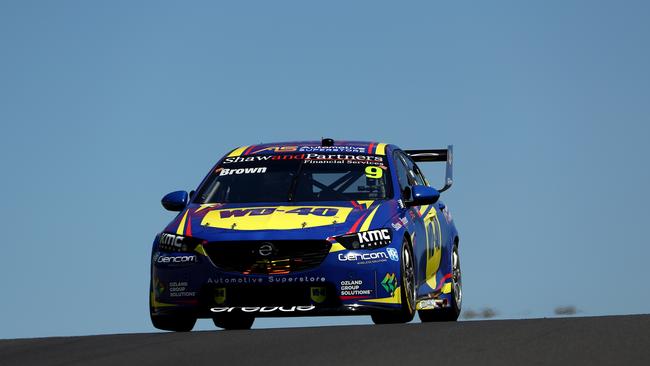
[203,240,332,274]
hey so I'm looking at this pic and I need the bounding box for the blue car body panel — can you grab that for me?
[151,141,459,317]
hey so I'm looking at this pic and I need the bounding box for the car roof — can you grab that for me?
[227,140,397,157]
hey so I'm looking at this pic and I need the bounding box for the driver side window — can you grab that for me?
[402,155,428,187]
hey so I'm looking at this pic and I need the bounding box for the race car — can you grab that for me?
[150,139,461,331]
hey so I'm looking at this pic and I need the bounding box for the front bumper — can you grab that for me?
[150,243,403,318]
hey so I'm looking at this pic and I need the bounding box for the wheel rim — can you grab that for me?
[402,243,416,311]
[452,246,462,308]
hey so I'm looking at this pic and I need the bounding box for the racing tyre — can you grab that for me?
[371,238,416,324]
[213,314,255,330]
[151,314,196,332]
[419,243,462,322]
[149,282,197,331]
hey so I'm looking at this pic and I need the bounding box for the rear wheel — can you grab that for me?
[213,314,255,330]
[419,243,462,322]
[371,238,416,324]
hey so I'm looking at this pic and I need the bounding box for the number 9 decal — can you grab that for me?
[365,166,383,179]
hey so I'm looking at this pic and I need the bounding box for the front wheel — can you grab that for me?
[371,238,416,324]
[213,314,255,330]
[149,282,197,332]
[151,314,196,332]
[419,243,462,322]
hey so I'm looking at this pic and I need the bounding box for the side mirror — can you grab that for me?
[161,191,189,211]
[408,186,440,206]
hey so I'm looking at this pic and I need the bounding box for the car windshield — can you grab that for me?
[194,153,392,203]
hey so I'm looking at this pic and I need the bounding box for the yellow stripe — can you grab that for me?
[228,146,249,157]
[356,200,374,209]
[150,292,177,308]
[360,287,402,304]
[194,244,208,256]
[359,205,380,232]
[426,276,437,290]
[419,204,431,216]
[329,243,346,253]
[195,204,217,213]
[375,143,387,155]
[176,210,189,235]
[442,283,452,294]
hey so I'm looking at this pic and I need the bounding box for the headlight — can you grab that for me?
[335,229,392,250]
[158,232,203,252]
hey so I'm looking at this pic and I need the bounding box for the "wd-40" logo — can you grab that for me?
[201,206,353,230]
[219,207,340,218]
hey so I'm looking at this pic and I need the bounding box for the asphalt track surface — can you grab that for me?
[1,315,649,366]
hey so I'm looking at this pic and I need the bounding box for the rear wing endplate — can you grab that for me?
[404,145,453,192]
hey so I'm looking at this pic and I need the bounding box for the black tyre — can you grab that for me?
[213,314,255,330]
[151,314,196,332]
[371,238,416,324]
[419,243,462,322]
[149,279,197,332]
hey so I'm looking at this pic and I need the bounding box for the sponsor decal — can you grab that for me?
[391,216,408,231]
[336,228,393,250]
[303,153,383,165]
[397,199,406,209]
[168,281,196,297]
[155,254,198,264]
[202,206,352,230]
[268,276,326,284]
[297,146,367,153]
[159,233,184,250]
[214,288,226,304]
[442,206,453,224]
[223,155,277,163]
[154,278,165,297]
[249,145,370,154]
[358,229,391,244]
[208,277,263,285]
[210,305,316,313]
[416,298,446,310]
[340,279,373,298]
[218,167,267,176]
[310,287,327,303]
[386,248,399,262]
[424,211,443,282]
[207,276,326,285]
[250,146,299,154]
[337,251,391,265]
[218,207,339,218]
[222,153,383,165]
[381,273,398,295]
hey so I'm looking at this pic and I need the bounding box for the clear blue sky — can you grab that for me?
[1,0,649,339]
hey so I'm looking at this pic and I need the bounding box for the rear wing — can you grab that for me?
[404,145,453,193]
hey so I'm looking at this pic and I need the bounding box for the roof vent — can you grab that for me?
[321,137,334,147]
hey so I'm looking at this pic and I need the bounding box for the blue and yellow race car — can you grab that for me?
[150,139,461,331]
